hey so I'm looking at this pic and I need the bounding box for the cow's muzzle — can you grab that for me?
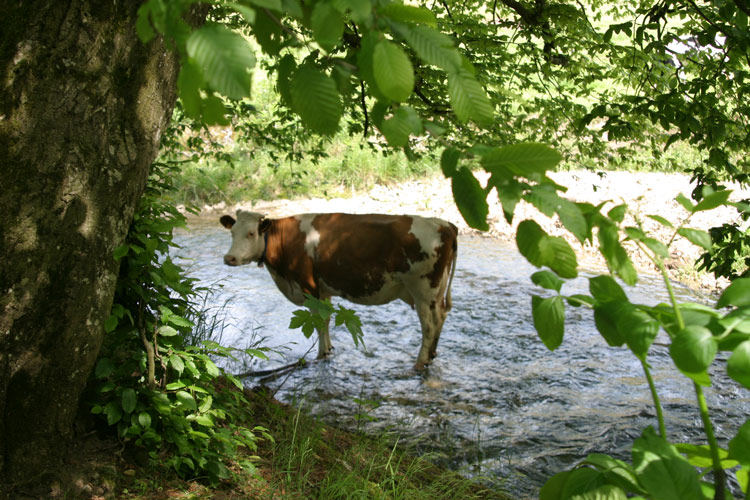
[224,254,238,266]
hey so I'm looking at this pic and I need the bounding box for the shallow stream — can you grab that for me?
[174,220,750,498]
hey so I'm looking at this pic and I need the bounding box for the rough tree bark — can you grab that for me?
[0,1,183,491]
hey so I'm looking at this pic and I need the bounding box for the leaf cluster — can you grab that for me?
[87,161,271,484]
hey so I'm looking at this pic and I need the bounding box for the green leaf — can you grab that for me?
[481,143,563,177]
[531,270,564,292]
[380,3,436,26]
[675,193,695,213]
[159,325,179,337]
[729,420,750,465]
[121,388,137,414]
[589,275,628,303]
[104,314,118,333]
[441,147,460,177]
[104,401,123,426]
[593,301,628,347]
[540,236,578,279]
[516,220,578,278]
[583,453,643,494]
[727,340,750,388]
[647,214,674,228]
[138,411,152,429]
[204,358,221,378]
[447,67,494,126]
[311,1,344,52]
[532,295,565,350]
[379,107,421,147]
[669,325,717,375]
[675,443,738,469]
[566,294,595,307]
[290,64,343,135]
[95,358,115,379]
[694,189,731,212]
[717,278,750,308]
[452,167,489,231]
[677,228,712,250]
[642,237,669,258]
[194,415,214,427]
[113,244,129,261]
[228,3,256,24]
[169,354,185,376]
[617,307,659,359]
[136,3,156,43]
[540,470,571,500]
[597,222,637,285]
[608,204,627,223]
[373,40,414,102]
[186,24,255,100]
[632,427,703,500]
[394,24,461,72]
[200,95,230,126]
[176,391,197,411]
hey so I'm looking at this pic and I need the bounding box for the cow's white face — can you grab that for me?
[220,210,268,266]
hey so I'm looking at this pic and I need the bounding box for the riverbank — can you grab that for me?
[188,169,749,295]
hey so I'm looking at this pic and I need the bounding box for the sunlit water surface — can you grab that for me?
[173,220,749,498]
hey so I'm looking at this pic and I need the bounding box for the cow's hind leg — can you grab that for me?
[414,302,440,371]
[428,302,448,360]
[316,316,333,359]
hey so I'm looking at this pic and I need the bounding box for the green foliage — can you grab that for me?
[289,294,364,348]
[508,168,749,497]
[88,161,271,484]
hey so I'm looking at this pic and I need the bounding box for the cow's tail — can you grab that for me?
[444,233,458,312]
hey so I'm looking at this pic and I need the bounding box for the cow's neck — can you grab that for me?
[258,231,269,267]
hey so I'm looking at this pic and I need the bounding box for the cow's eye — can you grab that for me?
[247,231,254,237]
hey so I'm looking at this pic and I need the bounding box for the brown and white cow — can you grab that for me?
[219,210,458,370]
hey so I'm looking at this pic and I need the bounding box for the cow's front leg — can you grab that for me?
[316,316,333,359]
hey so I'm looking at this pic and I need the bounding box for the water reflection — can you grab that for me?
[174,220,749,498]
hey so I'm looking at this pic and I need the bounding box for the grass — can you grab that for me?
[168,133,440,207]
[54,384,511,499]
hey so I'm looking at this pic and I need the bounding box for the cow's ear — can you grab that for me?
[259,217,271,233]
[220,215,236,229]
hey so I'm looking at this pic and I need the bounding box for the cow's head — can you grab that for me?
[220,210,271,266]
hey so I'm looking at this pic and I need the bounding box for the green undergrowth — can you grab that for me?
[169,137,439,206]
[85,384,510,499]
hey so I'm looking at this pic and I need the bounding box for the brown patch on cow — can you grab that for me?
[312,214,427,299]
[425,222,458,289]
[263,217,318,296]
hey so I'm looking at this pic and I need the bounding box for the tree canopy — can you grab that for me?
[144,0,749,184]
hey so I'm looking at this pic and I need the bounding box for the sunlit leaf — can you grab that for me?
[290,64,343,135]
[717,278,750,308]
[532,295,565,350]
[632,427,703,500]
[694,189,731,212]
[727,340,750,388]
[447,67,494,126]
[373,40,414,102]
[452,167,489,231]
[186,24,255,100]
[669,325,717,374]
[677,228,711,250]
[531,270,564,292]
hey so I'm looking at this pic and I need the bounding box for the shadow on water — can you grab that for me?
[174,220,750,498]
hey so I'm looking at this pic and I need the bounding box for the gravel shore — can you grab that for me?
[192,170,749,295]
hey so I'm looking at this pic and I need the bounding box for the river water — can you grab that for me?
[174,220,749,498]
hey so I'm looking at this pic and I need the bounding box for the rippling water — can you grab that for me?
[174,219,749,498]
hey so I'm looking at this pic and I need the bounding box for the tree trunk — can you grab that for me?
[0,1,181,491]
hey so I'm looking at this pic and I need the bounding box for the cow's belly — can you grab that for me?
[319,275,409,306]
